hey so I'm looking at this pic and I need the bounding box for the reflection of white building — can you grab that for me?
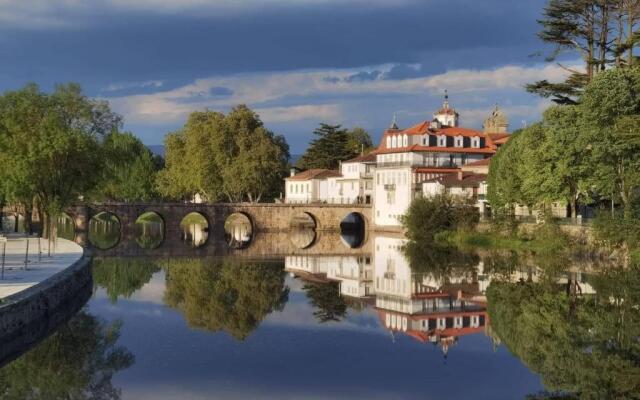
[285,255,374,298]
[373,235,488,353]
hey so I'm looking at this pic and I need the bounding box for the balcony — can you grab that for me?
[383,184,396,191]
[376,161,413,168]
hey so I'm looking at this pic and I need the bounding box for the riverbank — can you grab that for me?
[0,235,84,299]
[0,236,92,365]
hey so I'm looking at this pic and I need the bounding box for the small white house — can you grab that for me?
[327,153,376,204]
[285,169,341,204]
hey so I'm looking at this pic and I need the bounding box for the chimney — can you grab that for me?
[290,168,297,177]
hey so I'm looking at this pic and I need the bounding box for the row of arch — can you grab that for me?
[58,210,367,251]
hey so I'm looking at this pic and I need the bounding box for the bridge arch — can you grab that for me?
[180,211,210,248]
[135,211,165,249]
[88,211,122,250]
[339,212,367,249]
[224,212,254,249]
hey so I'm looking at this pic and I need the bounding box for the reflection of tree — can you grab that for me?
[487,267,640,399]
[0,311,134,399]
[302,281,347,323]
[92,258,161,304]
[403,240,479,282]
[163,259,289,340]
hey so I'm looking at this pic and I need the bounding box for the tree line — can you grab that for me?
[0,83,372,237]
[488,66,640,219]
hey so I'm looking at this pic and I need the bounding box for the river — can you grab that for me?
[0,213,637,399]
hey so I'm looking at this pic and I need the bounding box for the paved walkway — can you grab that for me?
[0,235,83,299]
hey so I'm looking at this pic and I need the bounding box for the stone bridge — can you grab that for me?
[64,202,372,257]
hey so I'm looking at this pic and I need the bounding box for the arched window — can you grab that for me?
[402,134,408,147]
[391,136,397,148]
[438,135,446,147]
[386,136,391,148]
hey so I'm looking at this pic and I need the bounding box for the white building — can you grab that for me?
[285,169,342,204]
[373,94,507,227]
[327,153,376,204]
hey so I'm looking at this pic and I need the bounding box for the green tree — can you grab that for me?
[157,105,289,202]
[346,126,374,154]
[400,195,478,243]
[527,0,640,104]
[163,258,289,340]
[296,123,357,170]
[0,83,119,237]
[581,67,640,216]
[91,131,161,202]
[0,311,134,399]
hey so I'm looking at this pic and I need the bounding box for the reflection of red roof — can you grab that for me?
[286,169,342,181]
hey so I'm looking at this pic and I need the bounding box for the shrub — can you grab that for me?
[401,195,479,241]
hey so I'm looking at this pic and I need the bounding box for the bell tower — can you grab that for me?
[433,90,459,127]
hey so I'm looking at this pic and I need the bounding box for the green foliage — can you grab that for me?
[400,195,478,242]
[346,126,374,154]
[163,258,289,340]
[296,123,359,170]
[488,266,640,399]
[0,83,115,227]
[157,105,289,202]
[92,258,161,304]
[91,131,162,202]
[302,281,347,323]
[593,211,640,249]
[0,311,134,399]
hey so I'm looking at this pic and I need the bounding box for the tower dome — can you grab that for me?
[433,90,459,127]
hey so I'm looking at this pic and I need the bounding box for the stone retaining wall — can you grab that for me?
[0,251,92,366]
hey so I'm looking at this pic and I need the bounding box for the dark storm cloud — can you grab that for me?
[0,0,547,94]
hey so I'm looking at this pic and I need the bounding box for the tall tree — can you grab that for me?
[91,131,161,202]
[0,83,119,237]
[296,123,356,170]
[346,126,374,154]
[528,0,640,104]
[157,105,289,202]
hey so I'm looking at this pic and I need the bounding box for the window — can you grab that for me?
[455,136,463,147]
[471,137,480,148]
[391,136,397,148]
[403,134,408,147]
[438,135,446,147]
[386,136,391,148]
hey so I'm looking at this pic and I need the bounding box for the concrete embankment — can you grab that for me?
[0,237,92,366]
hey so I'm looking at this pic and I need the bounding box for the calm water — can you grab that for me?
[1,217,638,399]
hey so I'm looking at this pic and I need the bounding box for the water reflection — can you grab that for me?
[55,213,75,241]
[4,229,637,399]
[339,212,365,248]
[224,213,253,249]
[289,213,316,249]
[163,258,289,340]
[135,212,164,249]
[0,311,134,399]
[180,212,208,247]
[88,212,121,250]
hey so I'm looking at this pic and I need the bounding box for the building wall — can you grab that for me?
[373,166,413,226]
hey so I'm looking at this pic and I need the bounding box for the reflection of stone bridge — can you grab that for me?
[65,203,372,257]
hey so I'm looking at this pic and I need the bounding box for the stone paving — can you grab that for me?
[0,235,83,299]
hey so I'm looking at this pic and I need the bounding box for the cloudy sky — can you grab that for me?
[0,0,571,152]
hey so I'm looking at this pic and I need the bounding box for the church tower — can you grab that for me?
[483,105,509,133]
[433,90,459,127]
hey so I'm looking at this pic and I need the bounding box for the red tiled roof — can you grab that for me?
[344,152,377,163]
[286,169,341,181]
[376,145,496,155]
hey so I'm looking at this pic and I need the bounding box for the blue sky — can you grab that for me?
[0,0,573,152]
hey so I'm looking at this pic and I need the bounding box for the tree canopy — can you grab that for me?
[296,124,373,170]
[157,105,289,202]
[528,0,640,104]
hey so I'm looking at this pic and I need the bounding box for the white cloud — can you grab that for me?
[105,62,576,127]
[104,80,164,93]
